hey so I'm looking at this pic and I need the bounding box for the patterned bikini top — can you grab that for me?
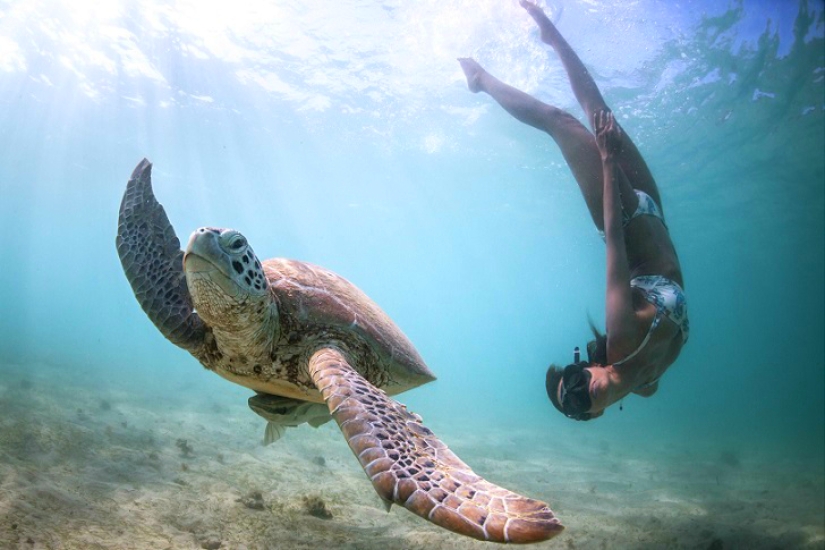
[614,274,690,369]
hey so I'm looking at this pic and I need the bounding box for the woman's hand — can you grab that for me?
[595,109,622,160]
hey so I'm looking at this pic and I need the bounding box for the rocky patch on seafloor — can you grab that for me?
[177,438,196,459]
[302,495,333,519]
[238,490,266,510]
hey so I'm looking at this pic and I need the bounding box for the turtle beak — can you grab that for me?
[183,252,217,276]
[183,228,244,301]
[184,228,226,273]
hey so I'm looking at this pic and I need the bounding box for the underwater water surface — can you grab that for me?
[0,0,823,548]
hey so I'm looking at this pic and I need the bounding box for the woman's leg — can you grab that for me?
[460,58,607,230]
[520,0,663,213]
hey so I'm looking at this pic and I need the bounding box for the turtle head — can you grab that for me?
[183,227,274,330]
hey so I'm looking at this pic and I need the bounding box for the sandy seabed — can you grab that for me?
[1,361,822,550]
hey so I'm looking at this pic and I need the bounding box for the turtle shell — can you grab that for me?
[204,257,436,403]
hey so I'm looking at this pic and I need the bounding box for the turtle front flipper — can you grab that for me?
[116,159,206,354]
[308,348,564,544]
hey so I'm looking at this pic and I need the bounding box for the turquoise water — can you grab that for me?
[0,0,823,546]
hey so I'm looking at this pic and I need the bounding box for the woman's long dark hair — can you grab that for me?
[586,317,608,366]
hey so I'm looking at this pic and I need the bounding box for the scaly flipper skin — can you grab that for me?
[308,348,564,544]
[116,159,206,353]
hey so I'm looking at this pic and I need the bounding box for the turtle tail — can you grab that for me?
[116,159,206,354]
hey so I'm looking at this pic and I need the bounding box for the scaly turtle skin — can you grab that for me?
[116,158,563,544]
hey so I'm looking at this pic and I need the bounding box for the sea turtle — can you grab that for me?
[116,158,563,544]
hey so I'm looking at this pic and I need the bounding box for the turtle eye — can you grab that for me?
[227,234,247,252]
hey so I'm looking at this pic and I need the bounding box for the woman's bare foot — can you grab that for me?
[519,0,557,46]
[458,57,485,93]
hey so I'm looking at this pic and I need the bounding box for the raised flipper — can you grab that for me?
[308,348,564,544]
[116,159,206,353]
[248,394,333,445]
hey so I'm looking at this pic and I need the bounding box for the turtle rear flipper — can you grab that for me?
[308,348,564,544]
[248,394,333,445]
[116,158,206,353]
[264,423,287,445]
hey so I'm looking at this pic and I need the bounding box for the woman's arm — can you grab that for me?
[595,111,638,363]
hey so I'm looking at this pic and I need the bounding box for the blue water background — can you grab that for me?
[1,0,823,467]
